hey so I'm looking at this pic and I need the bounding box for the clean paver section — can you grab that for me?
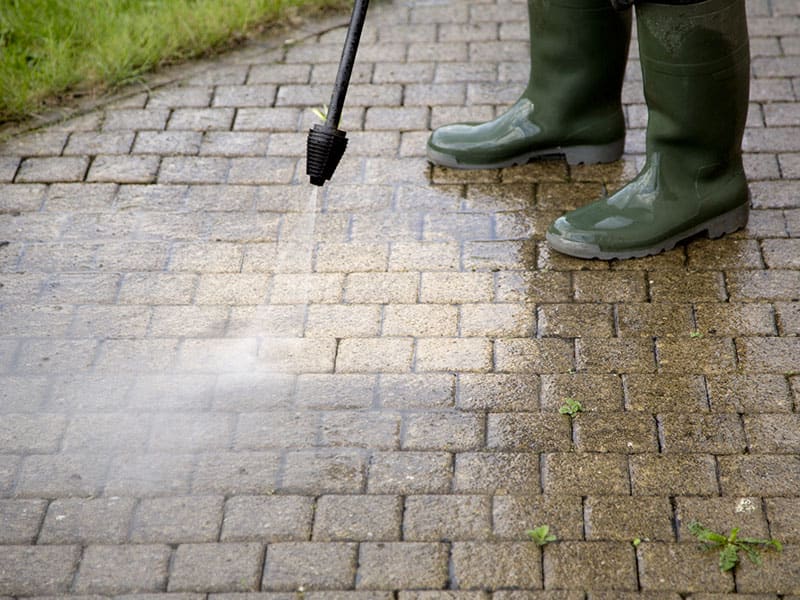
[0,0,798,596]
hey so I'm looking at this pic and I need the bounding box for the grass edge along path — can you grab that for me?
[0,0,350,124]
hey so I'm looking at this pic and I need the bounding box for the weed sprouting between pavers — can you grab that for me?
[688,521,782,572]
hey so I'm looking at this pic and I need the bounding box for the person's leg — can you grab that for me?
[426,0,631,169]
[547,0,750,260]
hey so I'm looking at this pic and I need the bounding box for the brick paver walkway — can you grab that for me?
[1,0,799,596]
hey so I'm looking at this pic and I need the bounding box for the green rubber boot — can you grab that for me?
[547,0,750,260]
[426,0,632,169]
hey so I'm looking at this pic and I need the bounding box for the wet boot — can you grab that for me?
[426,0,632,169]
[547,0,750,260]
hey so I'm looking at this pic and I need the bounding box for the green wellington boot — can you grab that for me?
[426,0,632,169]
[547,0,751,260]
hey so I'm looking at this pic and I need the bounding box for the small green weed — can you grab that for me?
[311,104,329,122]
[558,398,582,416]
[526,525,557,546]
[690,330,704,339]
[688,521,782,572]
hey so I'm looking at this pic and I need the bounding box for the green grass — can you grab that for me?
[0,0,348,123]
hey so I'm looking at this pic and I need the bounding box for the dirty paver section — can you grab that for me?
[1,0,799,597]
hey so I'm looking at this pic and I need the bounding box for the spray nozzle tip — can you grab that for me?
[306,124,348,186]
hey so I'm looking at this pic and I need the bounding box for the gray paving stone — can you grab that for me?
[0,545,80,596]
[102,109,170,131]
[404,495,491,542]
[357,542,449,590]
[131,496,223,543]
[222,495,313,542]
[454,452,540,495]
[0,413,67,453]
[493,495,584,542]
[192,451,281,495]
[15,157,89,183]
[87,155,160,183]
[16,454,110,498]
[637,543,734,593]
[367,451,452,494]
[0,499,47,543]
[314,494,402,541]
[452,542,541,590]
[263,542,357,591]
[106,453,194,497]
[39,497,135,544]
[544,542,637,591]
[74,544,172,594]
[168,543,264,592]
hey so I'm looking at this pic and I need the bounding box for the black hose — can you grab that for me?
[327,0,370,128]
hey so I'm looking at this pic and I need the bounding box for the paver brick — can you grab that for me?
[383,304,458,337]
[368,451,452,494]
[264,542,357,591]
[544,542,637,591]
[486,412,571,452]
[169,543,263,593]
[673,496,769,542]
[573,413,658,453]
[455,452,540,495]
[222,495,313,542]
[0,413,66,453]
[718,455,800,496]
[336,338,414,373]
[16,453,110,498]
[75,544,172,594]
[0,499,48,544]
[637,543,733,593]
[416,338,492,373]
[585,496,674,542]
[540,374,623,413]
[0,545,80,596]
[577,338,656,374]
[193,451,281,495]
[107,453,194,496]
[493,495,584,542]
[658,413,746,454]
[458,373,539,411]
[282,450,366,494]
[538,304,613,338]
[766,498,800,543]
[357,542,449,590]
[452,542,541,590]
[404,495,491,541]
[706,374,793,413]
[295,374,376,410]
[131,496,223,543]
[495,338,575,374]
[630,455,719,496]
[15,157,89,183]
[40,497,135,544]
[403,412,483,451]
[380,373,455,410]
[313,495,402,541]
[320,411,400,449]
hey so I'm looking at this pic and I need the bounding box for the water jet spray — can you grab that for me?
[306,0,369,186]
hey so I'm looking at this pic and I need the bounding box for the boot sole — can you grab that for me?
[546,201,750,261]
[427,138,625,169]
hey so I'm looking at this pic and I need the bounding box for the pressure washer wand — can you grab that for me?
[306,0,370,186]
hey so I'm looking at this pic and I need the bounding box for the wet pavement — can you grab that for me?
[1,0,799,597]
